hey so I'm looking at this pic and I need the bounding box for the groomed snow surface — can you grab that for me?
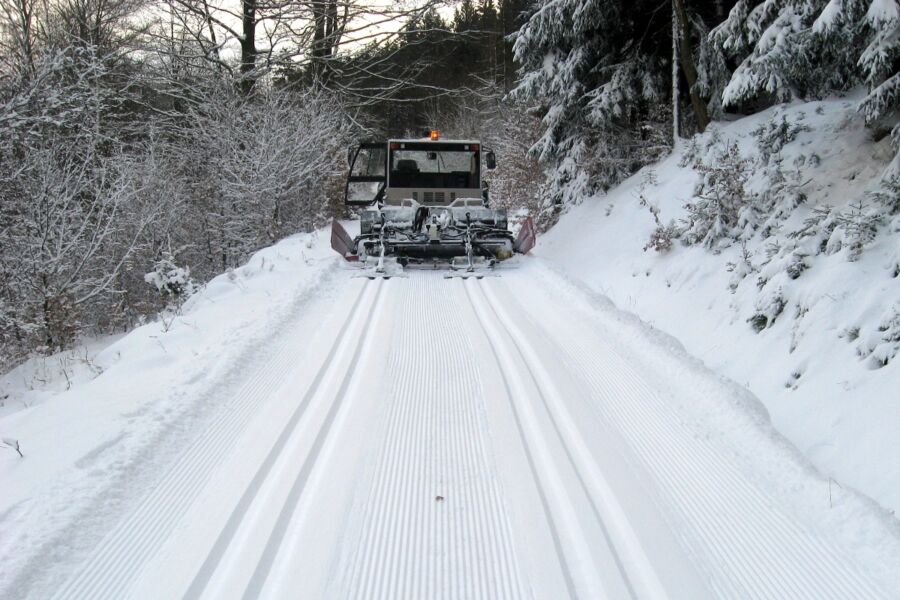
[1,238,898,598]
[2,99,900,599]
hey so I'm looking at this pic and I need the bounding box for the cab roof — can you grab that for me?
[388,139,482,145]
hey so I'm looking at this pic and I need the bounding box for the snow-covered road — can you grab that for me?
[9,263,900,599]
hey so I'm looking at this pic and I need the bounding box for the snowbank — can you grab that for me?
[0,334,125,420]
[0,230,340,597]
[539,96,900,515]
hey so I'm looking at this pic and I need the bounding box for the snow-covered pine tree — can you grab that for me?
[711,0,899,141]
[695,14,733,120]
[712,0,836,108]
[511,0,670,224]
[857,0,900,146]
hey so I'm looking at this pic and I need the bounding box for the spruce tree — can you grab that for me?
[511,0,673,220]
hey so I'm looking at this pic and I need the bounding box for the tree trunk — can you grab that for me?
[672,0,680,145]
[240,0,257,93]
[325,0,338,54]
[673,0,709,133]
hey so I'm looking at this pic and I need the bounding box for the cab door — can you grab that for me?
[345,143,387,205]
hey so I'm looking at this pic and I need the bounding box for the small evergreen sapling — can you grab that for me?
[752,113,812,165]
[144,253,198,312]
[726,242,757,292]
[871,303,900,366]
[749,286,788,332]
[643,206,677,253]
[791,205,838,254]
[637,171,676,253]
[832,199,883,260]
[679,142,752,250]
[868,173,900,214]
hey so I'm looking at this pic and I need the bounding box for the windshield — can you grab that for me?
[351,146,386,178]
[389,143,480,189]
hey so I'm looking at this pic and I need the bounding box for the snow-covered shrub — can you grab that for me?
[644,225,675,253]
[868,173,900,214]
[830,199,883,260]
[639,172,676,253]
[871,303,900,367]
[760,243,812,282]
[854,302,900,368]
[785,249,811,279]
[145,254,198,308]
[748,286,787,332]
[679,136,703,168]
[841,325,862,342]
[678,142,753,249]
[756,161,809,238]
[726,242,757,291]
[791,205,839,254]
[184,89,352,270]
[0,42,353,369]
[752,113,811,165]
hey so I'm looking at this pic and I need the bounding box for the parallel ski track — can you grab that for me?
[188,277,386,600]
[340,275,525,600]
[465,278,649,600]
[487,276,889,600]
[52,276,374,600]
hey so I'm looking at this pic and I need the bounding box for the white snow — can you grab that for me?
[10,263,895,599]
[813,0,845,33]
[0,334,124,420]
[539,96,900,517]
[866,0,900,25]
[1,100,899,599]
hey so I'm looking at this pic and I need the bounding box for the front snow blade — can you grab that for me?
[513,216,537,255]
[331,220,358,261]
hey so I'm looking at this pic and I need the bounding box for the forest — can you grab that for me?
[0,0,897,369]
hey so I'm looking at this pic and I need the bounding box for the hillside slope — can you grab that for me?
[539,96,900,515]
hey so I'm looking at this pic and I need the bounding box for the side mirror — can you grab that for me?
[485,151,496,170]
